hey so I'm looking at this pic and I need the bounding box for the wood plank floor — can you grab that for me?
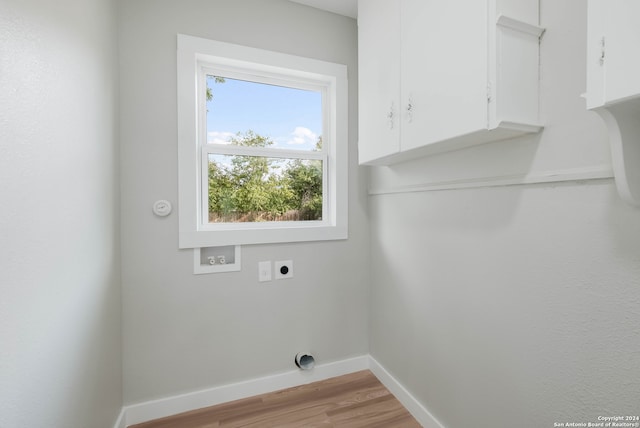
[128,370,421,428]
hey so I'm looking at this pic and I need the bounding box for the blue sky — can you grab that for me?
[206,76,322,151]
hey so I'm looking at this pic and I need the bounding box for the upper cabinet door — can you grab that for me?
[602,1,640,104]
[357,0,401,165]
[400,0,488,151]
[357,0,542,166]
[587,0,640,107]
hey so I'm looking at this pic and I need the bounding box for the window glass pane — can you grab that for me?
[206,76,323,151]
[208,154,323,223]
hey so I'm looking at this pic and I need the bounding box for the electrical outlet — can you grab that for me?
[258,261,272,282]
[274,260,293,279]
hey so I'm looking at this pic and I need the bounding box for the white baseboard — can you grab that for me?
[113,408,126,428]
[113,355,446,428]
[118,355,369,427]
[368,356,446,428]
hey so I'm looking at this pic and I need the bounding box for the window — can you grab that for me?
[177,35,348,248]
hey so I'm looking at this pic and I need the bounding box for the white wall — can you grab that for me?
[0,0,122,427]
[118,0,369,404]
[368,1,640,427]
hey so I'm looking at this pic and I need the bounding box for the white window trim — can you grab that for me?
[177,34,348,248]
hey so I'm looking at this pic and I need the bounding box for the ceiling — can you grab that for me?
[288,0,358,19]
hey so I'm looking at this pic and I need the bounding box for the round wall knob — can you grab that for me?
[152,200,172,217]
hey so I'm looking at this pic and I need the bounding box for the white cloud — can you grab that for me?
[207,131,234,144]
[287,126,318,147]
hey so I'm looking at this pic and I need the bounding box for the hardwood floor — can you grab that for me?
[129,370,421,428]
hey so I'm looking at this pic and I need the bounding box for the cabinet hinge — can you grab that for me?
[599,36,606,66]
[487,82,492,103]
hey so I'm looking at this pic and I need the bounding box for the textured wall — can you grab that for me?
[370,182,640,427]
[118,0,369,404]
[368,1,640,427]
[0,0,122,427]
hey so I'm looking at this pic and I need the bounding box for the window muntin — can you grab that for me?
[177,34,348,248]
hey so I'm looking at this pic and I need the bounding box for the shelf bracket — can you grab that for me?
[591,97,640,207]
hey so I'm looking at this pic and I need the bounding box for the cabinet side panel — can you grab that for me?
[585,0,605,109]
[496,27,540,125]
[357,0,401,164]
[604,0,640,104]
[496,0,539,25]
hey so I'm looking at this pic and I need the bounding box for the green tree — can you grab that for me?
[284,136,323,219]
[285,160,322,220]
[207,159,234,220]
[206,76,226,102]
[208,131,323,222]
[208,131,295,221]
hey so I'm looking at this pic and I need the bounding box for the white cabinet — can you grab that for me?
[357,0,401,163]
[358,0,544,166]
[586,0,640,206]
